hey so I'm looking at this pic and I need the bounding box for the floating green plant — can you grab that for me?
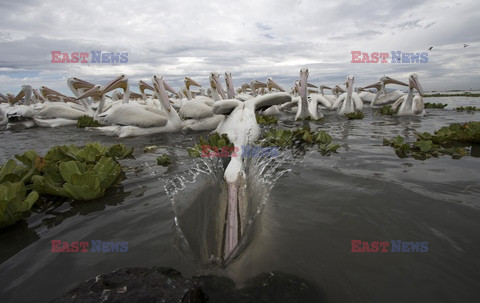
[379,105,398,115]
[454,106,480,112]
[0,143,134,228]
[345,112,364,119]
[156,154,172,166]
[259,127,340,156]
[187,133,233,157]
[256,114,278,125]
[77,115,101,128]
[0,181,39,228]
[424,102,448,109]
[383,122,480,160]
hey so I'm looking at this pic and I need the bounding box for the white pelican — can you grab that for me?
[367,76,408,107]
[295,68,322,120]
[333,75,363,115]
[225,73,253,101]
[33,86,91,127]
[213,91,292,260]
[6,85,36,129]
[74,75,175,137]
[391,74,425,116]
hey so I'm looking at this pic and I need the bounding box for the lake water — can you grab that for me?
[1,97,479,302]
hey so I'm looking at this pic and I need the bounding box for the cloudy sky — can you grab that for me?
[1,0,479,96]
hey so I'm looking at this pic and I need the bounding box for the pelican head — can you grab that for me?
[184,76,201,90]
[209,72,227,99]
[267,77,285,92]
[409,74,424,96]
[345,75,355,96]
[74,85,103,100]
[152,75,172,112]
[379,76,408,87]
[12,85,33,105]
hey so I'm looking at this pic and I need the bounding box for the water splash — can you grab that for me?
[165,153,289,266]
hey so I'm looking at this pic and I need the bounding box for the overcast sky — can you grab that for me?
[1,0,479,96]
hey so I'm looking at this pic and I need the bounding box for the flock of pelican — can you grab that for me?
[0,69,425,260]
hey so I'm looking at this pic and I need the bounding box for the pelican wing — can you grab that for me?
[352,92,364,111]
[212,100,243,115]
[250,92,292,110]
[179,102,214,119]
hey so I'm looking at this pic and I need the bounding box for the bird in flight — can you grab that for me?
[428,47,433,50]
[464,44,469,48]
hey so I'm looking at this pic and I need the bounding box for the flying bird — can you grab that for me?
[428,47,433,50]
[464,44,469,48]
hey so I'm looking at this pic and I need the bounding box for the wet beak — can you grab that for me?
[412,76,424,96]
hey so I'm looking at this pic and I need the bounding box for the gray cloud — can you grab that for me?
[0,0,479,96]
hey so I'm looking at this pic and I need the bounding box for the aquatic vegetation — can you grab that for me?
[454,106,480,112]
[77,115,101,128]
[345,112,364,119]
[0,181,39,228]
[156,154,172,166]
[0,143,133,227]
[424,102,448,109]
[143,145,158,153]
[383,122,480,160]
[256,114,278,125]
[187,133,233,157]
[259,127,340,156]
[379,105,398,115]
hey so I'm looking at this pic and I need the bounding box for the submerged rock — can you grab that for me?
[52,267,325,303]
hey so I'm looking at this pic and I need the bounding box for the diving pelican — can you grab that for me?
[213,91,292,260]
[391,74,425,116]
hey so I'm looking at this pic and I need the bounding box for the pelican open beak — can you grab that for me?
[267,78,285,92]
[410,74,424,96]
[380,76,408,87]
[152,75,172,112]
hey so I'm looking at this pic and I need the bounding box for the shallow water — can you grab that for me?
[1,97,480,302]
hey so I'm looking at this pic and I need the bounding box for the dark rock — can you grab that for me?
[53,267,325,303]
[51,267,206,303]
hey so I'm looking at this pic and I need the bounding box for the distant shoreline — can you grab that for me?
[424,92,480,97]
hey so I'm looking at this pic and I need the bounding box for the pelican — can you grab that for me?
[295,68,322,120]
[368,76,408,107]
[356,87,378,103]
[391,74,425,116]
[333,75,363,115]
[74,75,177,137]
[213,91,292,260]
[33,86,92,127]
[307,85,338,110]
[6,85,36,129]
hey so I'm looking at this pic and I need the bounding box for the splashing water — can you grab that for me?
[165,153,290,266]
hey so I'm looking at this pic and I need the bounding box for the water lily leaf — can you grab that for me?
[63,183,103,201]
